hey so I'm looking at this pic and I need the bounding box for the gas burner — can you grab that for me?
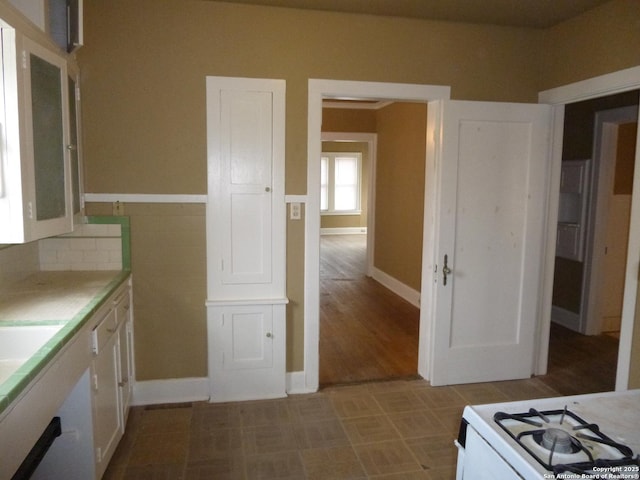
[493,407,635,472]
[540,428,578,454]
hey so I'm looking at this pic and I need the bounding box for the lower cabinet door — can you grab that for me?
[208,302,286,402]
[92,331,122,478]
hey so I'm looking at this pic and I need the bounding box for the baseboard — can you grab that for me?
[320,227,367,235]
[132,374,318,405]
[286,371,317,395]
[370,267,421,308]
[132,377,209,406]
[551,305,581,333]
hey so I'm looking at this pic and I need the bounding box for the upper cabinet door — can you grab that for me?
[0,31,73,243]
[206,77,286,301]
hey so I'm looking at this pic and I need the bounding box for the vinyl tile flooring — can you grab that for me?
[104,377,560,480]
[104,235,620,478]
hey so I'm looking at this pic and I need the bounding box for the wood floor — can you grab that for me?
[319,234,620,395]
[319,234,419,386]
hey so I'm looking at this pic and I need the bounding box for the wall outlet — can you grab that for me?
[112,201,124,216]
[290,202,301,220]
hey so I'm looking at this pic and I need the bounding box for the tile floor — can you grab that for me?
[104,377,559,479]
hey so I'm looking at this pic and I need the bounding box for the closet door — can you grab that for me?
[206,77,286,301]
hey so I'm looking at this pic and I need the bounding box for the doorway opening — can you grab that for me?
[318,113,425,385]
[548,90,639,394]
[303,80,451,393]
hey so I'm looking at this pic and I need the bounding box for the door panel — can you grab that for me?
[225,307,272,369]
[429,100,551,386]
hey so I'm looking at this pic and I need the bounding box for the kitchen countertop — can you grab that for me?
[0,270,131,416]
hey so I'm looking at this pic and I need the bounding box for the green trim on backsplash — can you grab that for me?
[86,215,131,270]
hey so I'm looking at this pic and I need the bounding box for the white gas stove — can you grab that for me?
[456,390,640,479]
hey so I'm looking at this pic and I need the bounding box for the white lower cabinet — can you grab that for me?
[208,302,286,403]
[20,279,134,480]
[91,282,134,478]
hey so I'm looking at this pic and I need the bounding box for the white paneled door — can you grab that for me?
[425,100,551,386]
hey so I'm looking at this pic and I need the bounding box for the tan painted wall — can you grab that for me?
[540,0,640,91]
[77,0,639,380]
[374,103,427,291]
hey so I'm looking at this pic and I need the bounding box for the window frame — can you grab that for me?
[320,151,362,215]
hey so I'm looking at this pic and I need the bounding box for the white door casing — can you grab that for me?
[424,100,551,386]
[206,76,287,402]
[304,80,451,393]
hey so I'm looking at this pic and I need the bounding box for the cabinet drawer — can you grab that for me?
[91,309,117,355]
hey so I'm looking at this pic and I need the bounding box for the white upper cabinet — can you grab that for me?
[206,77,286,301]
[0,28,74,243]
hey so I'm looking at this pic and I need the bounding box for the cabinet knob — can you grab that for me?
[266,332,272,338]
[265,187,271,192]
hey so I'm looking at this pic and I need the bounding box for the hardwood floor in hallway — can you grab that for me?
[320,234,419,386]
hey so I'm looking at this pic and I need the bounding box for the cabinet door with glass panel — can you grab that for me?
[0,28,73,243]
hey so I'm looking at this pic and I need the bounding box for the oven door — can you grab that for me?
[458,426,523,479]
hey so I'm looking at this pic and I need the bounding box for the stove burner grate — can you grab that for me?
[494,407,635,472]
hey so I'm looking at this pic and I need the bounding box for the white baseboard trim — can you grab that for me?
[551,305,581,333]
[370,267,421,308]
[320,227,367,235]
[286,371,317,395]
[132,377,209,406]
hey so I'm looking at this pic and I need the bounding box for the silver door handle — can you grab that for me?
[442,254,452,286]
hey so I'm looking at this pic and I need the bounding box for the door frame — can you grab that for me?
[584,105,638,336]
[304,80,451,392]
[538,66,640,391]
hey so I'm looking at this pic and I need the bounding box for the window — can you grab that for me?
[320,152,362,214]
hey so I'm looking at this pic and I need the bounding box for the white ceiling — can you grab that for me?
[212,0,612,28]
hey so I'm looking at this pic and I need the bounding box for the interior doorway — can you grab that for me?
[318,105,427,386]
[549,92,639,393]
[303,80,451,393]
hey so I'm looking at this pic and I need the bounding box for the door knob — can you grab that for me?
[442,254,452,286]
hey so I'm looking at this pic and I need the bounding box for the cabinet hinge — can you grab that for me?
[93,373,99,391]
[21,50,27,69]
[75,85,81,102]
[96,447,102,463]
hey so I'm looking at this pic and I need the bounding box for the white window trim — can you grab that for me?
[320,151,362,215]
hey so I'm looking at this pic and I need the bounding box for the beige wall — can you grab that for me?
[77,0,640,380]
[374,103,427,291]
[539,0,640,91]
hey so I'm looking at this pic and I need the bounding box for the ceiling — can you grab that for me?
[212,0,612,28]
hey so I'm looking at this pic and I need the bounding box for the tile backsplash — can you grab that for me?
[38,224,123,271]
